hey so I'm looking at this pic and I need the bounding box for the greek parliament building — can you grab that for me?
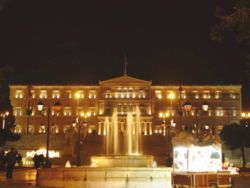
[8,74,243,165]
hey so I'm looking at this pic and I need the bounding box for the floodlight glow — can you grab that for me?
[26,149,60,158]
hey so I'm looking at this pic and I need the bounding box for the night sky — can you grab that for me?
[0,1,249,107]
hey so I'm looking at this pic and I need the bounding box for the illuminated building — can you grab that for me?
[8,75,242,165]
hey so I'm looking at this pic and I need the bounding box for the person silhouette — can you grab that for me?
[5,148,16,179]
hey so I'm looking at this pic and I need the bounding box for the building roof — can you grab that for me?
[99,75,152,86]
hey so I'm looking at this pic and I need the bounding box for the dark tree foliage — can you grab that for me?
[220,122,250,168]
[0,65,20,146]
[211,0,250,44]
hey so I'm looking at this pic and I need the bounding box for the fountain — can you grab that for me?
[91,107,154,168]
[36,106,172,188]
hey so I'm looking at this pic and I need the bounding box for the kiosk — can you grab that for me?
[171,132,231,188]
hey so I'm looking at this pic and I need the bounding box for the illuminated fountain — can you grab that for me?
[37,106,172,188]
[91,107,154,168]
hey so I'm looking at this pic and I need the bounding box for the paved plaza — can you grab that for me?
[1,167,250,188]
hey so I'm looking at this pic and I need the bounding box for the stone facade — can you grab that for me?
[7,75,242,165]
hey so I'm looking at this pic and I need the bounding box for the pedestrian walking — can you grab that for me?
[0,147,5,170]
[5,148,16,179]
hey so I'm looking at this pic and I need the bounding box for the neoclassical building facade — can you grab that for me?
[10,75,242,136]
[8,75,243,165]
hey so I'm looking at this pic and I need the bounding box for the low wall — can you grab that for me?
[37,167,172,188]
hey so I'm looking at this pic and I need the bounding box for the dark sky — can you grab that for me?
[0,0,248,107]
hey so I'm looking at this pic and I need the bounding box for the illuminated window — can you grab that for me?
[15,90,23,99]
[52,90,60,99]
[203,91,211,99]
[216,110,224,116]
[89,90,96,99]
[192,91,199,99]
[139,90,146,98]
[14,125,22,134]
[154,125,162,134]
[39,125,46,134]
[31,109,35,116]
[215,91,221,99]
[180,90,186,99]
[76,90,84,98]
[28,125,34,134]
[229,91,236,99]
[51,125,59,134]
[14,107,22,116]
[105,90,112,98]
[30,90,35,98]
[232,110,237,116]
[65,90,72,99]
[88,125,96,134]
[40,90,47,99]
[155,90,162,99]
[64,107,72,116]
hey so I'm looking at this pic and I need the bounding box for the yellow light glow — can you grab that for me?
[168,93,175,99]
[26,149,60,158]
[75,92,81,99]
[242,113,246,117]
[159,112,163,118]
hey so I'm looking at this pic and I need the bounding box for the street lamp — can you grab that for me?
[37,101,62,166]
[183,101,209,135]
[1,111,9,129]
[76,111,91,166]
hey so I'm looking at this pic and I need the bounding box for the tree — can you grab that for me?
[211,0,250,80]
[0,65,20,146]
[220,122,250,168]
[211,0,250,44]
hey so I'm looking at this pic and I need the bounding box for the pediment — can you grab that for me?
[99,75,151,86]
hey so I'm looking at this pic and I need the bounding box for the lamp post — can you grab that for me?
[37,101,62,165]
[159,112,170,136]
[183,101,209,135]
[1,111,9,129]
[76,111,91,166]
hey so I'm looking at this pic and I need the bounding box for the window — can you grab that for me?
[14,125,22,134]
[65,90,72,99]
[28,125,34,134]
[154,125,162,134]
[39,125,46,134]
[15,90,23,99]
[192,91,199,99]
[40,90,47,99]
[180,90,186,99]
[64,107,72,116]
[51,125,59,134]
[14,107,22,116]
[203,91,211,99]
[89,90,96,99]
[105,90,112,98]
[52,90,60,99]
[229,91,236,99]
[216,109,224,116]
[232,110,237,117]
[88,125,96,134]
[155,90,162,99]
[139,90,146,98]
[215,91,221,99]
[30,90,35,98]
[76,90,84,98]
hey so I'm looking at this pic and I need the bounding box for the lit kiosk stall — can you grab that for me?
[171,132,231,188]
